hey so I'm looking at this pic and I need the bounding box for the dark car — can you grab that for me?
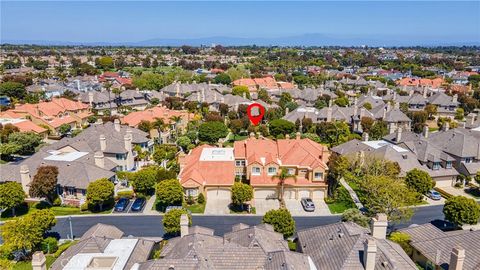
[114,198,130,212]
[130,198,146,212]
[300,198,315,212]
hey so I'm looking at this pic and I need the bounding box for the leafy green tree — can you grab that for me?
[362,102,372,110]
[0,123,19,143]
[0,182,25,216]
[257,89,271,104]
[86,178,114,211]
[95,56,114,69]
[0,143,21,160]
[214,73,231,85]
[232,85,251,99]
[131,167,158,195]
[443,196,480,226]
[455,108,465,120]
[369,121,389,140]
[231,182,253,207]
[475,171,480,185]
[279,92,293,108]
[361,175,417,223]
[156,179,184,206]
[198,121,228,144]
[389,232,413,256]
[405,169,435,195]
[163,208,191,235]
[273,168,296,202]
[262,208,296,238]
[29,166,58,204]
[176,136,191,152]
[7,132,43,155]
[87,115,98,124]
[153,144,178,166]
[58,124,72,136]
[41,237,58,254]
[137,120,153,133]
[0,81,26,99]
[334,97,349,107]
[269,119,296,137]
[341,208,370,227]
[1,209,56,254]
[360,117,374,133]
[225,66,249,81]
[316,121,354,146]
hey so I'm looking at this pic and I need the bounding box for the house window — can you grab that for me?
[252,167,261,175]
[446,161,452,169]
[186,189,198,197]
[433,162,440,170]
[268,167,277,175]
[465,157,473,164]
[235,160,246,167]
[81,189,86,196]
[116,165,124,171]
[287,168,295,175]
[67,187,75,196]
[116,154,126,160]
[314,172,324,180]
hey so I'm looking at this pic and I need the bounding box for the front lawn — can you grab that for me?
[326,200,355,214]
[1,202,111,221]
[325,186,356,214]
[184,202,206,214]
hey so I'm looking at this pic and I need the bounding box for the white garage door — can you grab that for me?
[312,189,325,200]
[298,189,311,199]
[435,177,454,188]
[255,189,277,199]
[284,189,296,200]
[207,188,231,199]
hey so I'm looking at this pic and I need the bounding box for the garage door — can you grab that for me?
[312,189,325,200]
[434,177,454,188]
[255,189,277,199]
[298,189,311,199]
[207,188,231,199]
[284,189,296,200]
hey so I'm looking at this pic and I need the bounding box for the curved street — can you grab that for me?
[52,204,445,239]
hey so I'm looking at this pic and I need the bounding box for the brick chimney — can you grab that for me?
[88,92,94,107]
[99,134,106,151]
[452,94,458,103]
[94,151,104,168]
[396,127,403,142]
[423,125,429,138]
[20,165,31,194]
[124,134,132,152]
[449,246,465,270]
[443,121,450,131]
[362,132,369,142]
[32,251,46,270]
[114,119,121,132]
[363,238,377,270]
[180,214,189,238]
[370,213,388,239]
[296,132,301,140]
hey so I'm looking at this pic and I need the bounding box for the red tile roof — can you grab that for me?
[121,106,193,127]
[397,77,445,88]
[13,120,47,133]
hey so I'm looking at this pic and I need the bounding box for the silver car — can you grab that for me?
[301,198,315,212]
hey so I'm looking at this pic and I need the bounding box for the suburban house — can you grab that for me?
[50,223,156,270]
[400,223,480,270]
[97,71,133,86]
[78,89,149,115]
[0,120,152,203]
[233,77,294,92]
[396,77,445,89]
[0,111,49,139]
[296,214,417,270]
[139,218,316,270]
[178,135,330,204]
[160,81,231,97]
[8,97,91,135]
[121,105,194,143]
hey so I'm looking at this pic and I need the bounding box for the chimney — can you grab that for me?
[360,107,366,119]
[114,119,121,132]
[353,105,358,117]
[285,107,289,115]
[363,238,377,270]
[423,125,429,138]
[389,122,395,134]
[396,127,402,142]
[327,107,333,122]
[470,114,476,125]
[394,102,400,110]
[328,99,333,107]
[88,92,94,106]
[393,91,397,100]
[423,86,428,98]
[409,89,414,97]
[249,132,255,138]
[370,213,388,239]
[180,214,189,238]
[99,134,106,151]
[242,92,246,99]
[94,151,105,168]
[386,102,392,112]
[383,106,387,120]
[124,134,132,152]
[295,132,301,140]
[449,246,466,270]
[285,134,290,139]
[20,165,31,194]
[202,88,205,102]
[32,251,47,270]
[362,132,369,142]
[443,121,450,131]
[175,83,180,97]
[452,94,458,103]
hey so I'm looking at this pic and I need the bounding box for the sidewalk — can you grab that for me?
[339,178,364,209]
[143,195,157,214]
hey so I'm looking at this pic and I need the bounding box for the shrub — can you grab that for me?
[443,196,480,225]
[389,232,412,256]
[262,208,295,238]
[116,190,135,199]
[341,208,370,227]
[54,241,75,258]
[52,195,62,206]
[197,193,205,204]
[163,208,192,235]
[80,202,89,211]
[186,195,195,205]
[156,179,184,207]
[41,237,58,254]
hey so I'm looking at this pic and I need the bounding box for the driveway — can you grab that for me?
[254,199,280,215]
[285,199,331,216]
[424,196,446,206]
[204,198,230,215]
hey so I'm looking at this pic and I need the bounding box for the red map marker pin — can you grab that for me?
[247,103,265,126]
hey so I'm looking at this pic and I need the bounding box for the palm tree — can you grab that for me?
[273,167,296,207]
[170,115,182,140]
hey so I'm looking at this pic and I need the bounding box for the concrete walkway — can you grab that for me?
[339,178,364,209]
[143,195,157,214]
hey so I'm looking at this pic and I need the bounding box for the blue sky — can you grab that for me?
[1,1,479,44]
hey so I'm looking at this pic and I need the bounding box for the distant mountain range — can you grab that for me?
[2,33,479,47]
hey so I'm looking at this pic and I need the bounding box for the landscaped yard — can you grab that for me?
[184,202,206,213]
[229,204,256,214]
[11,241,77,270]
[325,186,356,214]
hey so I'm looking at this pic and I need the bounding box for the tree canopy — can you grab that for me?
[262,208,296,238]
[269,119,296,138]
[156,179,184,206]
[198,121,228,144]
[443,196,480,226]
[29,166,59,203]
[231,182,253,206]
[86,178,114,211]
[405,168,435,195]
[0,182,25,216]
[163,208,192,235]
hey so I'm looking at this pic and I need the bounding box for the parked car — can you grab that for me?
[426,189,442,200]
[131,198,146,212]
[300,198,315,212]
[114,198,130,212]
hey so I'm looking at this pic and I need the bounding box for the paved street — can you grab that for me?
[52,205,445,239]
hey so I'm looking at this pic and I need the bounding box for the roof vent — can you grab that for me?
[338,233,344,238]
[382,261,389,267]
[168,265,175,270]
[248,233,254,238]
[402,154,408,159]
